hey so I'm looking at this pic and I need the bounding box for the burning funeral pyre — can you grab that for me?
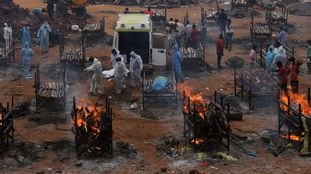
[178,83,230,152]
[278,91,311,153]
[71,97,113,158]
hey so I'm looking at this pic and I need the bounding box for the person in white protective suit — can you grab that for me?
[114,57,128,94]
[84,57,105,96]
[3,23,13,58]
[111,48,124,69]
[37,21,51,54]
[129,51,143,87]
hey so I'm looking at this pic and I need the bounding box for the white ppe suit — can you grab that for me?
[37,22,51,53]
[129,51,143,87]
[84,58,105,95]
[111,49,124,69]
[3,23,13,58]
[114,60,127,94]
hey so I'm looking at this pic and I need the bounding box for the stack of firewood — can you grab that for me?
[61,49,83,61]
[39,82,65,98]
[253,25,270,34]
[83,23,102,32]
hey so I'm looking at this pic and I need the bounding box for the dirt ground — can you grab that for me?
[1,0,311,173]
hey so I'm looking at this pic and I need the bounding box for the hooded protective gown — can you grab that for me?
[37,22,51,52]
[3,23,13,58]
[272,47,287,70]
[129,51,143,87]
[114,60,127,94]
[84,58,105,94]
[21,42,33,78]
[265,46,276,72]
[172,44,183,83]
[111,48,124,69]
[22,26,30,48]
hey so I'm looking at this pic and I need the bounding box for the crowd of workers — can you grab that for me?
[2,5,311,97]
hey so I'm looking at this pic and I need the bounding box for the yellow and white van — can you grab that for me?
[113,13,167,66]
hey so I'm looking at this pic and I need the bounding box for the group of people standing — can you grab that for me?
[3,21,52,80]
[166,18,200,49]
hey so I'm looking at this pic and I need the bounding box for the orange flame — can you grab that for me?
[281,134,304,142]
[178,82,207,119]
[74,98,103,138]
[279,91,311,117]
[191,138,205,145]
[0,112,2,126]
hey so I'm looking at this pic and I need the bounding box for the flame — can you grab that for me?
[191,138,205,145]
[74,98,103,138]
[281,134,304,142]
[279,91,311,117]
[0,112,2,126]
[178,82,207,119]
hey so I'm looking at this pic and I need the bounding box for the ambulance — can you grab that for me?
[113,13,167,67]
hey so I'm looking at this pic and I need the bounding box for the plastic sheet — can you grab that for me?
[151,76,171,92]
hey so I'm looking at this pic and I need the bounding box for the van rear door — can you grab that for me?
[152,33,166,66]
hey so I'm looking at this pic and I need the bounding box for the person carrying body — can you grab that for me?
[21,42,33,80]
[111,48,124,69]
[129,51,143,87]
[114,57,127,94]
[84,57,105,96]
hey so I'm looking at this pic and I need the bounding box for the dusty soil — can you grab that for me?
[1,0,311,173]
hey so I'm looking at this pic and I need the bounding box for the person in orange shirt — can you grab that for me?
[144,6,156,16]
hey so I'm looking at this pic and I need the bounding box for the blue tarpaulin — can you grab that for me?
[151,76,171,92]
